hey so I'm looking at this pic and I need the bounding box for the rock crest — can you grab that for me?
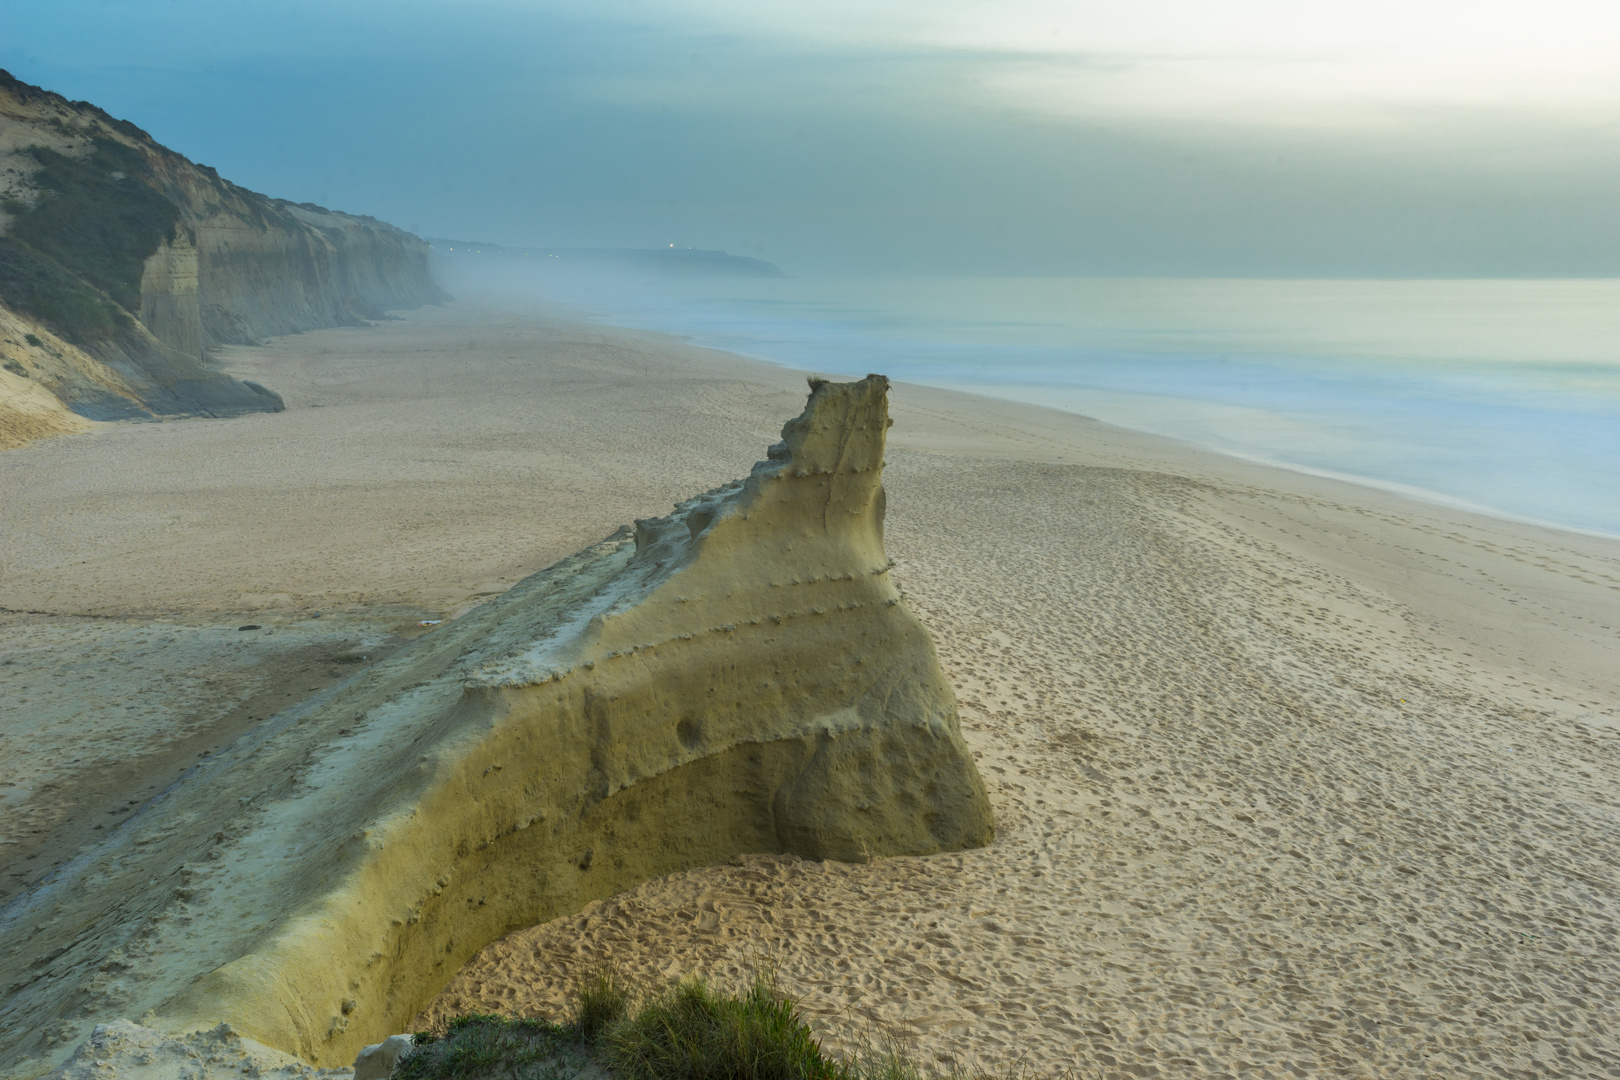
[0,376,992,1076]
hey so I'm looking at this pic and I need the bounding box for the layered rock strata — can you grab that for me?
[0,69,445,439]
[0,376,993,1078]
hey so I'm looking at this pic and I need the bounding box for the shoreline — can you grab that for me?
[3,300,1617,1077]
[923,379,1620,546]
[485,276,1620,543]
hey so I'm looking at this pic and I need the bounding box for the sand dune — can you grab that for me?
[3,303,1617,1078]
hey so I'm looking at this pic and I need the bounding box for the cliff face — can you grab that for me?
[0,70,445,440]
[0,377,993,1077]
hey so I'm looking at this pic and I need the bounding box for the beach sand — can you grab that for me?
[3,303,1617,1077]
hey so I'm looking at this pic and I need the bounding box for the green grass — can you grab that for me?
[397,1013,593,1080]
[0,137,179,346]
[398,969,1009,1080]
[576,968,633,1045]
[605,973,841,1080]
[6,138,179,311]
[0,236,133,346]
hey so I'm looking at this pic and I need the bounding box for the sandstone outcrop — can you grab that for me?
[0,69,445,442]
[0,376,993,1078]
[350,1036,415,1080]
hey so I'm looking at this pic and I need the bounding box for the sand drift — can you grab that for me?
[0,375,993,1076]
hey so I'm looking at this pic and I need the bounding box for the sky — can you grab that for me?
[3,0,1619,275]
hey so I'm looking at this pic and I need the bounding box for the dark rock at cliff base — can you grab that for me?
[0,69,446,439]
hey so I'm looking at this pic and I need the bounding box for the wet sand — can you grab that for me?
[3,303,1617,1077]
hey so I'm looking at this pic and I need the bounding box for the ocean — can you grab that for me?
[441,259,1620,538]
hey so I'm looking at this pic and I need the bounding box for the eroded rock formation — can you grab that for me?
[0,376,992,1078]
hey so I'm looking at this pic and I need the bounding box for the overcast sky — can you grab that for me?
[5,0,1619,275]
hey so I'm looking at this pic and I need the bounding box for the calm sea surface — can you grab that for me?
[444,262,1620,537]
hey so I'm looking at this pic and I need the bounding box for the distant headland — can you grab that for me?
[430,239,785,279]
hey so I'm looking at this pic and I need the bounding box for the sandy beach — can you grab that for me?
[3,302,1617,1078]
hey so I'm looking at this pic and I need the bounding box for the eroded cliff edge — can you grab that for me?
[0,70,445,443]
[0,376,993,1078]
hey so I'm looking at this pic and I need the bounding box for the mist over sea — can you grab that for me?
[440,256,1620,537]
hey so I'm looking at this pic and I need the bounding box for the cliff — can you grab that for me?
[0,376,993,1077]
[0,70,445,440]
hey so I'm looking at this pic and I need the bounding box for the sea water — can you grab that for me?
[443,261,1620,537]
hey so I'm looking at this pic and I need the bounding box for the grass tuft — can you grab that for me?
[605,972,840,1080]
[574,967,632,1045]
[395,1014,588,1080]
[399,968,1030,1080]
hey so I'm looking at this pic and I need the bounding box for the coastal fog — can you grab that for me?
[4,306,1618,1077]
[5,0,1620,1076]
[433,249,1620,538]
[9,1,1620,279]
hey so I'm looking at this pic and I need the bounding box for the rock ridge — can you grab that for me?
[0,376,993,1078]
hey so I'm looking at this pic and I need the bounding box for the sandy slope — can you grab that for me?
[3,303,1618,1078]
[0,367,92,450]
